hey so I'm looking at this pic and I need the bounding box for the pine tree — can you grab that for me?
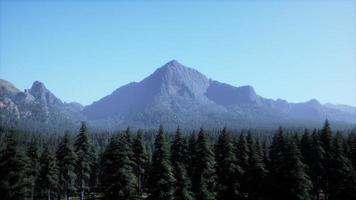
[132,129,149,196]
[308,129,325,199]
[56,133,76,200]
[0,130,27,200]
[235,133,249,196]
[171,126,194,200]
[36,147,58,200]
[215,127,242,199]
[282,140,312,200]
[247,138,267,200]
[328,133,356,200]
[100,135,137,200]
[267,127,287,199]
[349,132,356,168]
[148,125,176,200]
[193,128,216,200]
[26,140,40,200]
[74,122,93,200]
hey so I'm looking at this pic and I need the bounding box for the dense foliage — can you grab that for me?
[0,121,356,200]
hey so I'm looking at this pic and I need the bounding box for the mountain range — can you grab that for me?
[1,60,355,131]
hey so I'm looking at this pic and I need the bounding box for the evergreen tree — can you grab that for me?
[100,135,137,200]
[56,133,76,200]
[215,127,242,199]
[25,140,40,200]
[349,132,356,168]
[36,147,58,200]
[148,125,176,200]
[74,122,93,200]
[132,129,149,196]
[235,133,249,196]
[328,133,356,200]
[0,131,27,200]
[193,128,216,200]
[282,140,312,200]
[171,127,194,200]
[247,138,267,200]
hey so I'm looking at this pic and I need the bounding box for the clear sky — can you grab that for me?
[1,0,356,106]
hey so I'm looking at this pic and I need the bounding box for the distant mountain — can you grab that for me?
[82,60,356,129]
[0,79,83,132]
[1,60,355,131]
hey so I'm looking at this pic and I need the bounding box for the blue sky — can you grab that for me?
[1,0,355,106]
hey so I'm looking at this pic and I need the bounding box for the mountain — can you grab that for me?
[82,60,356,129]
[1,60,355,131]
[0,79,83,132]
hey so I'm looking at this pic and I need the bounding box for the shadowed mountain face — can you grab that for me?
[1,60,355,131]
[0,79,83,132]
[82,60,356,129]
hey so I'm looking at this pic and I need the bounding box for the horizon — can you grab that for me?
[1,0,356,106]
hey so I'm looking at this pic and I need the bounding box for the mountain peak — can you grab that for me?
[29,80,62,106]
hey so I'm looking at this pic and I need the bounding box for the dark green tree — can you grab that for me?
[0,131,27,200]
[171,127,194,200]
[148,125,176,200]
[74,122,93,200]
[35,147,58,200]
[215,127,242,200]
[328,133,356,200]
[247,138,267,200]
[100,135,137,200]
[56,133,76,200]
[193,128,216,200]
[132,129,149,196]
[25,140,40,200]
[235,133,249,196]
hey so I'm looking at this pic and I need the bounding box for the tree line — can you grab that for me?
[0,121,356,200]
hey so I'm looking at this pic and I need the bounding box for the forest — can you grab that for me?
[0,121,356,200]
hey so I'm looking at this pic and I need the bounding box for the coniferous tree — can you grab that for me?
[349,132,356,168]
[328,133,356,200]
[56,133,76,200]
[193,128,216,200]
[148,125,176,200]
[36,147,58,200]
[215,127,242,199]
[132,129,149,196]
[171,127,194,200]
[235,133,249,196]
[0,131,27,200]
[100,135,137,200]
[282,140,312,200]
[25,140,40,200]
[74,122,93,200]
[267,127,286,200]
[247,138,267,200]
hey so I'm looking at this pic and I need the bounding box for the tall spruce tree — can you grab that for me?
[74,122,93,200]
[171,126,194,200]
[328,133,356,200]
[132,129,149,196]
[26,140,40,200]
[0,131,27,200]
[235,133,249,196]
[215,127,242,200]
[282,140,312,200]
[247,138,267,200]
[100,135,137,200]
[148,125,176,200]
[193,128,216,200]
[56,133,76,200]
[36,147,58,200]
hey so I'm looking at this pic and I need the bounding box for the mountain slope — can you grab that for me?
[0,80,83,132]
[82,60,356,129]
